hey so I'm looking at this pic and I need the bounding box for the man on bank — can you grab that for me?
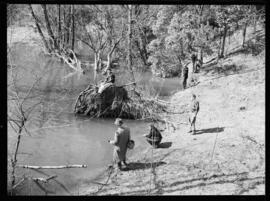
[188,94,200,135]
[109,118,130,170]
[191,52,197,73]
[182,64,189,89]
[143,124,162,148]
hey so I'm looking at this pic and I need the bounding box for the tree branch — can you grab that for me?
[17,164,87,169]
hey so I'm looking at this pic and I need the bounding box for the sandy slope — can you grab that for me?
[81,51,265,195]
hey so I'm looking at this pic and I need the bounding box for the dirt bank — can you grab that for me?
[80,50,265,195]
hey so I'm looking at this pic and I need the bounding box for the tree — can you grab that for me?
[215,5,239,58]
[71,5,75,51]
[41,4,58,50]
[127,5,136,87]
[28,4,51,53]
[58,4,61,50]
[147,5,179,77]
[131,5,157,71]
[76,5,126,83]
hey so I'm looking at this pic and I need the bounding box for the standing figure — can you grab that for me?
[191,53,197,73]
[109,118,130,170]
[188,94,200,135]
[143,124,162,148]
[182,64,189,89]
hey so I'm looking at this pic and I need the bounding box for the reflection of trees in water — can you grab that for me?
[32,58,77,129]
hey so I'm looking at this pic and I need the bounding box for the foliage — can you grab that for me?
[9,4,265,78]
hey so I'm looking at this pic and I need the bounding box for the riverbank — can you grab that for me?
[80,49,265,195]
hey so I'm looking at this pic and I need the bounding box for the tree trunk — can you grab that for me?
[11,122,24,189]
[220,24,227,58]
[28,5,51,53]
[58,4,61,51]
[41,5,58,50]
[128,5,136,89]
[94,52,99,85]
[180,39,184,58]
[218,28,222,58]
[242,21,248,48]
[66,5,72,46]
[199,5,204,62]
[107,52,112,70]
[253,14,257,43]
[71,5,75,51]
[63,6,66,44]
[200,48,203,63]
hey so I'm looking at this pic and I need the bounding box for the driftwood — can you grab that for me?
[17,164,87,169]
[12,175,57,189]
[32,175,57,183]
[12,177,26,189]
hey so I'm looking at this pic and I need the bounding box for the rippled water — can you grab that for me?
[8,43,182,195]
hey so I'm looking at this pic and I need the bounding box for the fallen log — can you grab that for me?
[17,164,87,169]
[32,175,57,183]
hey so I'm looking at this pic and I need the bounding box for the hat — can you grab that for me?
[114,118,123,126]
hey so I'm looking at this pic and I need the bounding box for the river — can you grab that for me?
[8,43,183,195]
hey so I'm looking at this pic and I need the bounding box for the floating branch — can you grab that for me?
[12,177,26,189]
[32,175,57,183]
[17,164,87,169]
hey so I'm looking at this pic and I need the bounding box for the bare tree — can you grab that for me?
[41,4,58,50]
[127,5,136,90]
[29,4,51,53]
[71,5,75,51]
[58,4,61,50]
[8,53,43,193]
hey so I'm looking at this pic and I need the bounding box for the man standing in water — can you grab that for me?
[109,118,130,170]
[188,94,200,135]
[182,64,189,89]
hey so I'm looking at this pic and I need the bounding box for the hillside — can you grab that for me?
[81,27,265,195]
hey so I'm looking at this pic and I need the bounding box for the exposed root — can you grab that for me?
[74,84,169,122]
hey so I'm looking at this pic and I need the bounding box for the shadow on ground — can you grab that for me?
[122,161,166,171]
[194,127,225,135]
[158,142,172,149]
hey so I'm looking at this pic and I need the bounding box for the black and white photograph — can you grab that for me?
[6,3,265,196]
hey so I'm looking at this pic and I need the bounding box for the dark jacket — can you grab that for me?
[146,126,162,140]
[191,54,197,62]
[183,66,189,78]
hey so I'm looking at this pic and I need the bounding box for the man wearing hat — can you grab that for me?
[109,118,130,170]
